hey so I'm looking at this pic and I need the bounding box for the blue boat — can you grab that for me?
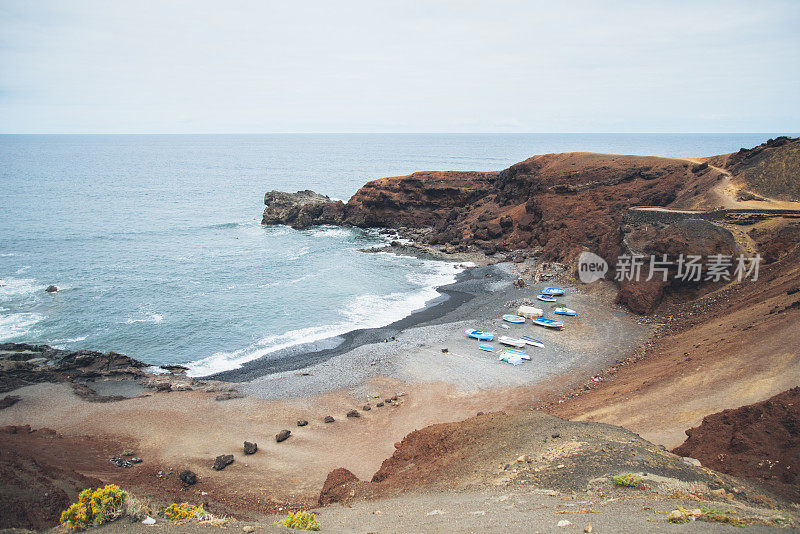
[532,317,564,329]
[466,329,494,341]
[537,294,557,302]
[553,307,577,316]
[478,345,494,352]
[502,314,526,324]
[541,287,565,296]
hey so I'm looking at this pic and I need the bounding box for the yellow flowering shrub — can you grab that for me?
[275,510,321,531]
[60,485,128,532]
[163,502,209,521]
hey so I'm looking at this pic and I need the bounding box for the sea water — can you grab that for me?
[0,133,789,375]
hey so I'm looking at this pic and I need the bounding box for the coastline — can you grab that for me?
[205,262,495,382]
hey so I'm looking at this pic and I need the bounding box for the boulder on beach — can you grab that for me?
[318,467,360,506]
[297,420,308,427]
[323,416,335,423]
[212,454,234,471]
[346,409,360,418]
[275,429,291,442]
[179,469,197,485]
[243,441,257,455]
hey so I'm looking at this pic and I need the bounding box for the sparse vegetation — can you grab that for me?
[163,502,211,521]
[275,510,321,531]
[698,505,745,526]
[60,484,128,532]
[612,473,644,488]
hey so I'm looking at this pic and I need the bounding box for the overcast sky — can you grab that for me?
[1,0,798,133]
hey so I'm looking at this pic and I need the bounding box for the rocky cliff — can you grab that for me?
[263,138,800,313]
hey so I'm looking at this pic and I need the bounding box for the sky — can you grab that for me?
[0,0,799,134]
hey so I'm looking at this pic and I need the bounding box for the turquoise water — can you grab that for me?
[0,133,789,375]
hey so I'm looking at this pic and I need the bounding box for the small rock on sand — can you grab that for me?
[179,470,197,485]
[362,405,371,411]
[376,402,384,407]
[557,519,572,527]
[297,420,308,427]
[276,430,291,442]
[324,416,335,423]
[346,409,360,418]
[242,526,255,533]
[212,454,234,471]
[244,441,258,455]
[0,395,21,410]
[585,523,593,533]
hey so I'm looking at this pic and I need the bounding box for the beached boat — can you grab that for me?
[466,329,494,341]
[541,287,565,296]
[498,335,527,348]
[504,348,530,360]
[516,305,543,318]
[498,353,524,365]
[537,294,557,302]
[532,317,564,329]
[520,335,545,348]
[553,307,577,316]
[502,314,526,324]
[478,344,494,352]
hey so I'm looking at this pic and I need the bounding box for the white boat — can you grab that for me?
[498,353,524,366]
[498,336,526,348]
[502,314,526,324]
[537,294,557,302]
[504,348,530,360]
[520,335,545,348]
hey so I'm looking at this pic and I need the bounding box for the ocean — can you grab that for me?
[0,133,789,376]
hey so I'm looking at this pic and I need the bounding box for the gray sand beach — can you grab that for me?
[231,261,651,400]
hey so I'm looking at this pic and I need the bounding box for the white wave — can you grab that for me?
[0,312,44,340]
[15,266,31,274]
[308,226,353,239]
[186,323,352,377]
[0,253,18,257]
[123,313,163,325]
[186,259,468,377]
[51,335,87,344]
[285,246,310,261]
[0,277,46,300]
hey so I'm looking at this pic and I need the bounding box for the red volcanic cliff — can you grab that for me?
[264,152,702,261]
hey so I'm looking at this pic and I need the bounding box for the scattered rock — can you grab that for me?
[584,523,593,533]
[212,454,234,471]
[362,405,371,411]
[160,364,189,373]
[346,409,360,418]
[243,441,258,455]
[323,416,335,423]
[110,456,132,468]
[214,390,244,401]
[0,395,21,410]
[441,348,449,353]
[179,470,197,485]
[242,526,255,533]
[45,285,58,293]
[376,402,384,408]
[275,429,291,443]
[297,420,309,427]
[318,467,360,506]
[142,516,156,525]
[557,519,572,527]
